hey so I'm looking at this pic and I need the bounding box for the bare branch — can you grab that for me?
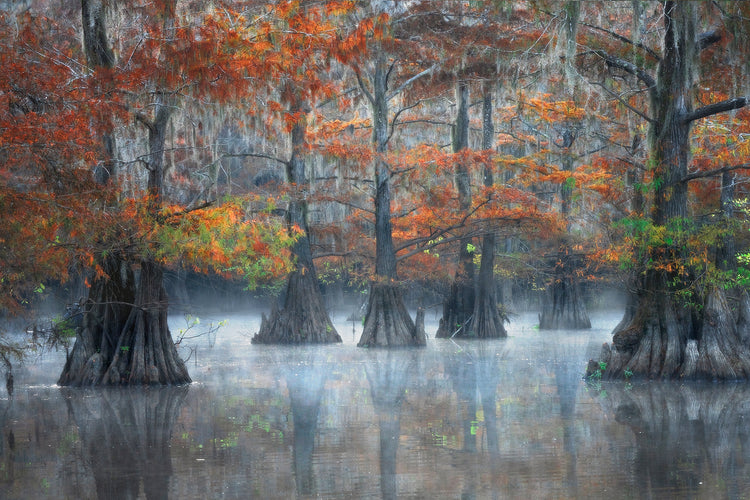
[353,65,375,106]
[681,163,750,184]
[386,64,438,101]
[591,80,655,123]
[581,22,661,61]
[589,50,657,91]
[387,99,423,144]
[221,151,288,167]
[682,97,748,124]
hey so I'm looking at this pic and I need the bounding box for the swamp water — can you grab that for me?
[2,310,750,499]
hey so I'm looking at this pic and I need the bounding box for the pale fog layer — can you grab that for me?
[2,308,750,499]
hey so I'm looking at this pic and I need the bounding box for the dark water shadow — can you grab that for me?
[601,381,750,498]
[60,386,188,500]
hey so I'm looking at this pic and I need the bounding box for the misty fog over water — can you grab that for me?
[2,308,750,499]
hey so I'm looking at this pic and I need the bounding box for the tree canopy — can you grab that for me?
[2,1,750,380]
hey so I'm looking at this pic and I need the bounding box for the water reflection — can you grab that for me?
[445,342,505,499]
[4,311,750,498]
[281,352,329,495]
[603,382,750,499]
[550,337,585,497]
[364,349,416,500]
[61,386,188,500]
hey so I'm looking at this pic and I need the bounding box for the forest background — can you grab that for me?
[2,0,750,384]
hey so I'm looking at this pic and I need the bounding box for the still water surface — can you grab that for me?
[2,310,750,499]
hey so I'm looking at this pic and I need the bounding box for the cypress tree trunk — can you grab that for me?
[60,51,190,384]
[99,260,190,385]
[539,129,590,330]
[472,83,507,338]
[437,79,476,338]
[58,254,135,385]
[253,97,340,344]
[358,52,424,347]
[592,2,750,380]
[82,0,117,185]
[539,250,591,330]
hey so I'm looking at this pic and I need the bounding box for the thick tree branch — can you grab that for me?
[697,30,721,50]
[682,97,748,124]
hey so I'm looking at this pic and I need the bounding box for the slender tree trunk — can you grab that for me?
[253,97,340,344]
[472,83,507,338]
[540,129,590,330]
[358,52,425,347]
[437,79,476,338]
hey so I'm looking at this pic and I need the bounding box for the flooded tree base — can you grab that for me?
[59,260,191,386]
[435,280,475,338]
[539,276,591,330]
[252,269,341,344]
[471,291,508,338]
[591,278,750,380]
[358,282,426,347]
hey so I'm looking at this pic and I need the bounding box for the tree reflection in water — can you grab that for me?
[364,349,416,500]
[280,351,329,496]
[603,382,750,498]
[61,386,188,500]
[444,341,505,499]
